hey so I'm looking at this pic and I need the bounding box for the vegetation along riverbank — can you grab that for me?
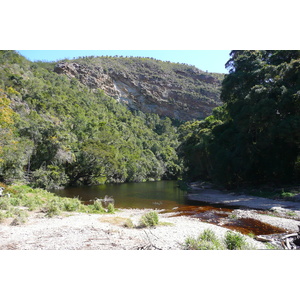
[1,183,300,250]
[0,183,265,250]
[1,50,300,249]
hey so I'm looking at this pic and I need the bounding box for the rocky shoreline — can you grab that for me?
[0,208,266,250]
[0,204,299,250]
[187,187,300,210]
[1,185,300,250]
[186,184,300,248]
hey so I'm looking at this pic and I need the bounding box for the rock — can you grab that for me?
[54,58,223,121]
[54,62,120,98]
[270,206,286,212]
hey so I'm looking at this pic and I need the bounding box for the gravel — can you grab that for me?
[2,186,300,250]
[0,208,266,250]
[232,208,300,232]
[188,188,300,210]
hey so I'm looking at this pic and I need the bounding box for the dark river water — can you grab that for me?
[52,180,287,235]
[53,180,187,210]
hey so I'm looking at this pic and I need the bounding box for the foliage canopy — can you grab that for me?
[179,50,300,187]
[0,51,182,187]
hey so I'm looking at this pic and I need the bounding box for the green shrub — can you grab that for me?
[0,210,5,223]
[199,229,218,242]
[224,231,247,250]
[62,198,81,212]
[45,199,62,217]
[197,240,223,250]
[139,211,159,227]
[184,229,224,250]
[183,229,254,250]
[0,197,11,210]
[8,196,22,206]
[184,237,202,250]
[10,208,28,225]
[124,218,134,228]
[26,199,42,211]
[21,195,45,211]
[93,200,105,213]
[107,203,115,213]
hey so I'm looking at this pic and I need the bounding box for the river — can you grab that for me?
[52,180,288,235]
[52,180,187,210]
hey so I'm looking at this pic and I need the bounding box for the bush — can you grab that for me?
[93,200,105,213]
[45,199,62,217]
[26,197,44,211]
[0,197,11,210]
[10,208,28,225]
[0,210,5,223]
[199,229,218,242]
[183,229,253,250]
[139,211,159,227]
[124,218,134,228]
[9,196,22,206]
[184,237,202,250]
[184,229,224,250]
[107,203,115,213]
[224,231,247,250]
[62,198,81,212]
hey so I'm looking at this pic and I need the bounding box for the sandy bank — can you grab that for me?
[187,188,300,210]
[0,208,266,250]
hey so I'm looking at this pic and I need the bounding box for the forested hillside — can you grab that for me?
[179,50,300,188]
[0,51,184,188]
[3,50,296,191]
[54,55,223,121]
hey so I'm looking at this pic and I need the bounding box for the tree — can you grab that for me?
[0,89,33,182]
[179,51,300,187]
[217,50,300,186]
[0,51,183,186]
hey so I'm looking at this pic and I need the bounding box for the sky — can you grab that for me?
[17,50,231,74]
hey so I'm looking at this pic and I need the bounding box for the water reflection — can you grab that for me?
[52,180,288,235]
[52,180,187,210]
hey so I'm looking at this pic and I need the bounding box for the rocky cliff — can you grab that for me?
[54,56,224,121]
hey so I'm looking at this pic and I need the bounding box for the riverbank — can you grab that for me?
[1,183,300,250]
[0,208,267,250]
[187,187,300,210]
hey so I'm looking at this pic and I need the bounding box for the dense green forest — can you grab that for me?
[179,50,300,188]
[0,51,181,188]
[1,50,299,190]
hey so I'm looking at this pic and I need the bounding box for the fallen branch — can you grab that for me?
[134,230,163,250]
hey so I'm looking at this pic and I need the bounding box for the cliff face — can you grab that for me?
[54,57,224,121]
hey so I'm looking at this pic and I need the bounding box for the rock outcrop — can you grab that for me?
[54,57,224,121]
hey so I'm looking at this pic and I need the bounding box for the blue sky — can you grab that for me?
[17,50,231,74]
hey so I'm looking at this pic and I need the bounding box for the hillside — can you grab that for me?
[0,51,182,187]
[0,50,224,188]
[54,56,224,121]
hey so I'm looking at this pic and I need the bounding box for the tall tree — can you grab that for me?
[180,50,300,187]
[217,50,300,185]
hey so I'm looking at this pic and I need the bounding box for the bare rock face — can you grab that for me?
[54,62,119,98]
[54,59,223,121]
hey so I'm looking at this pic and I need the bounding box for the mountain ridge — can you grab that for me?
[54,56,224,121]
[0,51,224,187]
